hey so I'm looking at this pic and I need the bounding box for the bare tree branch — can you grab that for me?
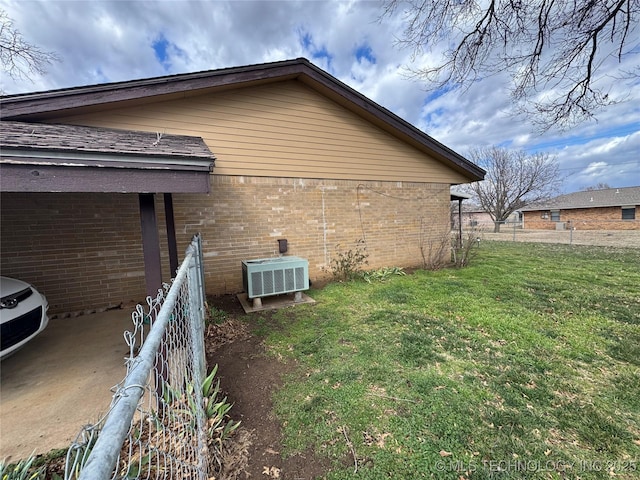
[382,0,639,131]
[463,146,562,232]
[0,9,59,83]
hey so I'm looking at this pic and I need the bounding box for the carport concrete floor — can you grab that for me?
[1,310,132,462]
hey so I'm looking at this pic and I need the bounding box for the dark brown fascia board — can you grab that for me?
[0,59,306,118]
[1,150,213,194]
[0,163,211,194]
[1,57,485,181]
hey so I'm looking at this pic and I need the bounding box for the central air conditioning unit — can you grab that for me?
[242,256,309,300]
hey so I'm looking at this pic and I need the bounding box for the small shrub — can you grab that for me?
[326,239,369,281]
[0,454,44,480]
[362,266,406,283]
[116,364,239,479]
[419,218,451,270]
[202,365,241,473]
[451,229,481,268]
[420,233,451,270]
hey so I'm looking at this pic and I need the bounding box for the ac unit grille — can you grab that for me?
[242,257,309,299]
[274,269,284,292]
[285,268,294,290]
[250,271,263,296]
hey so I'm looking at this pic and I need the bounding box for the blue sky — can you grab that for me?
[1,0,638,193]
[152,34,171,69]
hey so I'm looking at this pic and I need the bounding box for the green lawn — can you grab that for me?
[252,241,640,479]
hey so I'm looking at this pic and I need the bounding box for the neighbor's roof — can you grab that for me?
[521,186,640,211]
[0,120,215,160]
[0,58,484,182]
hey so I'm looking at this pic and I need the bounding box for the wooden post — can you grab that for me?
[164,193,179,277]
[139,193,162,298]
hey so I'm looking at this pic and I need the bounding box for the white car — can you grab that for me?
[0,276,49,360]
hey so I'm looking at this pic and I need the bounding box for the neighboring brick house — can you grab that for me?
[521,187,640,230]
[453,207,522,230]
[0,58,484,314]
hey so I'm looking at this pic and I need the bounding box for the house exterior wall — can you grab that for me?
[175,177,450,296]
[2,80,470,314]
[523,206,639,230]
[1,178,450,315]
[56,80,470,184]
[0,192,169,314]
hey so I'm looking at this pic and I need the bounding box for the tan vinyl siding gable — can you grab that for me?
[55,80,469,183]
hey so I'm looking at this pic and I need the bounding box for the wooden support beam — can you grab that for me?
[164,193,179,277]
[139,193,162,298]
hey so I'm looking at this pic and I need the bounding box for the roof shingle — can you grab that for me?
[0,121,215,160]
[522,187,640,210]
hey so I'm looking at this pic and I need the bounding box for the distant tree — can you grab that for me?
[464,146,562,232]
[0,9,59,83]
[582,183,611,191]
[382,0,639,131]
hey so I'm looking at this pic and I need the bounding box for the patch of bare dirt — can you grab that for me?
[206,295,331,480]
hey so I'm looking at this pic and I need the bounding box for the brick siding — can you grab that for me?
[524,206,639,230]
[0,192,155,314]
[1,176,450,315]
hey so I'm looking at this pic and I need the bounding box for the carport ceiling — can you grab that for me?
[0,121,214,193]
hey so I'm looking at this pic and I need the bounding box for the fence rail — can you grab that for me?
[474,221,639,248]
[65,234,208,480]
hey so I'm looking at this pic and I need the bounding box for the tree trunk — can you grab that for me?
[494,221,501,233]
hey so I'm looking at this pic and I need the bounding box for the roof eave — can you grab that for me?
[296,62,485,181]
[522,203,635,211]
[0,58,485,182]
[0,59,307,119]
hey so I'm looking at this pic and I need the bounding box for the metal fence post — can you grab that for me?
[189,235,206,380]
[196,233,206,307]
[187,242,208,479]
[569,220,573,244]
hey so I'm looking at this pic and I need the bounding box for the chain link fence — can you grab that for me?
[64,234,209,480]
[478,220,639,248]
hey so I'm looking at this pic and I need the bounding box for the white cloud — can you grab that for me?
[1,0,638,193]
[554,130,640,190]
